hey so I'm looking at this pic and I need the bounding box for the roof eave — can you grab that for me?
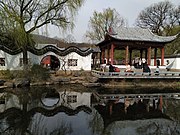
[110,34,177,44]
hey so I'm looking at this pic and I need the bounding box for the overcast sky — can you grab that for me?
[48,0,180,43]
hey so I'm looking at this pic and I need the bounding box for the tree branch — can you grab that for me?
[27,0,69,33]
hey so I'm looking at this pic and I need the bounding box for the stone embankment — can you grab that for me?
[0,75,100,89]
[0,71,179,89]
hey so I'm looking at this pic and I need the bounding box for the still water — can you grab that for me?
[0,84,180,135]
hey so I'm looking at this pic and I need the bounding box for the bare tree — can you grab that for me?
[85,8,127,43]
[0,0,84,68]
[136,1,179,35]
[64,34,76,43]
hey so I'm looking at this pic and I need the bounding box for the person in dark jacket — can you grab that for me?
[109,64,114,72]
[143,62,151,73]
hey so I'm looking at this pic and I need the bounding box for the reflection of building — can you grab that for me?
[40,91,92,110]
[0,90,92,115]
[60,91,91,109]
[0,93,20,113]
[0,90,180,135]
[92,93,176,129]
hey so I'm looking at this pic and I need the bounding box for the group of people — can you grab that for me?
[108,63,151,73]
[125,64,133,72]
[132,57,146,69]
[109,64,120,72]
[104,57,152,73]
[124,62,151,73]
[132,58,151,73]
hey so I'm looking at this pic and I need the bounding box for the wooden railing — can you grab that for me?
[93,91,180,101]
[91,70,180,78]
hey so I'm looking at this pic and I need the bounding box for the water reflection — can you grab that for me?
[41,89,60,108]
[0,85,179,135]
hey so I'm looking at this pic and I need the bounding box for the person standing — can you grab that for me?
[139,58,142,69]
[143,62,151,73]
[142,58,146,69]
[109,64,114,72]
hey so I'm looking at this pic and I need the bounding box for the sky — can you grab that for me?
[48,0,180,43]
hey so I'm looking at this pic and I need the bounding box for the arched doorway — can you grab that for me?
[40,55,60,70]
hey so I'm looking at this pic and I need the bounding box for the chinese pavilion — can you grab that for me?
[96,27,177,66]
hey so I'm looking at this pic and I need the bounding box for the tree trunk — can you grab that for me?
[23,47,28,70]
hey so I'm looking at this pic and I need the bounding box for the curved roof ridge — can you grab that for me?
[147,28,177,42]
[109,27,177,43]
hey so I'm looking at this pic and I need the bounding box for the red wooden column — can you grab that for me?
[97,53,100,65]
[100,50,102,64]
[101,49,105,64]
[161,47,165,66]
[129,49,132,65]
[125,45,129,65]
[147,47,151,65]
[154,48,157,66]
[107,46,110,64]
[110,44,115,65]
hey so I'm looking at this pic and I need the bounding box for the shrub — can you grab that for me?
[29,64,50,82]
[0,70,14,79]
[0,64,50,82]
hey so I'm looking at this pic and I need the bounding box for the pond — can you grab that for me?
[0,84,180,135]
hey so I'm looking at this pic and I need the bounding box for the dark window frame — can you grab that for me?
[0,58,5,66]
[68,59,78,66]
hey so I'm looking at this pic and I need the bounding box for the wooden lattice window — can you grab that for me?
[0,58,5,66]
[68,59,78,66]
[67,95,77,103]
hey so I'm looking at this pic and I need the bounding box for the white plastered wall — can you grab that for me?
[0,50,23,70]
[151,57,180,70]
[176,57,180,69]
[30,51,92,71]
[0,50,92,71]
[61,52,92,71]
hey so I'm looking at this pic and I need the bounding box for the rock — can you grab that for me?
[73,72,81,77]
[59,78,71,83]
[88,77,98,83]
[46,81,54,85]
[4,82,14,88]
[71,77,85,81]
[14,78,31,88]
[0,80,6,86]
[30,82,46,86]
[82,83,101,87]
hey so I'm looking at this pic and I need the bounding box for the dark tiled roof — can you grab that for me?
[32,34,62,44]
[32,34,100,52]
[108,27,177,43]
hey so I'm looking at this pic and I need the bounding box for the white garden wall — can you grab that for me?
[0,50,92,71]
